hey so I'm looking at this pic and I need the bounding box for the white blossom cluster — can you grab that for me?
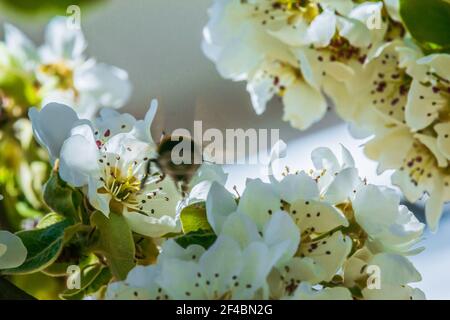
[105,146,425,300]
[202,0,450,230]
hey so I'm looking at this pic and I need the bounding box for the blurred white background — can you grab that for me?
[1,0,449,299]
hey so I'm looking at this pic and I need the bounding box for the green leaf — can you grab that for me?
[41,224,94,277]
[1,219,73,275]
[175,230,217,250]
[0,277,36,300]
[43,171,87,223]
[60,266,112,300]
[400,0,450,52]
[83,267,112,296]
[59,264,102,299]
[36,212,65,229]
[91,211,135,281]
[180,202,213,234]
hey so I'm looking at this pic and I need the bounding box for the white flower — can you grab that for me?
[247,58,328,130]
[38,17,131,119]
[343,247,425,300]
[0,230,27,270]
[30,101,182,238]
[405,54,450,131]
[58,107,181,237]
[310,145,361,204]
[3,17,131,119]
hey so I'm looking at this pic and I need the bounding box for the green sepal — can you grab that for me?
[90,211,135,281]
[180,202,213,234]
[43,171,88,224]
[1,218,73,275]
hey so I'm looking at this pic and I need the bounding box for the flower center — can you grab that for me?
[325,36,366,63]
[102,166,141,203]
[275,0,319,19]
[245,0,319,26]
[40,62,77,94]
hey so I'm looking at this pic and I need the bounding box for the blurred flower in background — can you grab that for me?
[0,15,131,235]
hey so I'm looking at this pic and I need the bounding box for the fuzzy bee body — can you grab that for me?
[142,134,202,195]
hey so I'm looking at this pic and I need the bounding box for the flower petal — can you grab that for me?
[434,122,450,160]
[282,81,327,130]
[0,231,27,270]
[123,211,180,238]
[74,62,132,110]
[220,211,261,248]
[263,211,300,265]
[405,79,446,131]
[276,172,319,203]
[290,200,348,234]
[237,179,281,230]
[59,130,100,187]
[206,182,238,234]
[28,103,80,163]
[307,10,337,47]
[41,16,86,62]
[300,231,352,282]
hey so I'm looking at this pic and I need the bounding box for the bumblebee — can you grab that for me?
[141,134,202,196]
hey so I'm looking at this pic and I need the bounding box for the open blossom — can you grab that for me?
[106,145,425,300]
[346,38,450,231]
[29,100,182,238]
[2,17,131,119]
[202,0,397,130]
